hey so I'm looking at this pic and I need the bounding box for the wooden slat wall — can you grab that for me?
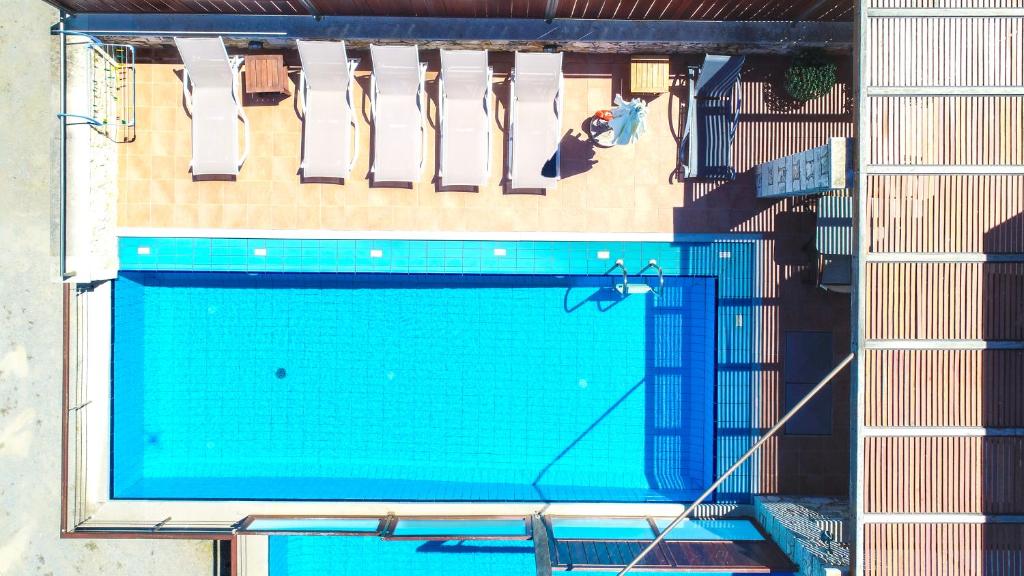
[864,524,1024,575]
[866,175,1024,253]
[860,2,1024,571]
[61,0,306,13]
[53,0,854,19]
[552,0,852,20]
[310,0,549,18]
[864,437,1024,514]
[868,17,1024,87]
[865,262,1024,340]
[864,350,1024,427]
[871,0,1024,7]
[869,96,1024,166]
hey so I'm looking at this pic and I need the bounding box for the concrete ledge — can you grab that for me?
[62,14,853,54]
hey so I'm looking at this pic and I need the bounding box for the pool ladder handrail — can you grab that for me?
[611,259,630,293]
[638,259,665,296]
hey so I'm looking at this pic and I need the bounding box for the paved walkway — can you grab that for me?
[0,2,211,574]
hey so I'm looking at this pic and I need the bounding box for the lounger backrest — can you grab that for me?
[441,50,489,101]
[514,52,562,103]
[174,37,233,89]
[370,45,421,95]
[695,54,745,99]
[297,40,351,92]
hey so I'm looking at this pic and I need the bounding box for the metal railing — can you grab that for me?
[639,259,665,296]
[616,352,855,575]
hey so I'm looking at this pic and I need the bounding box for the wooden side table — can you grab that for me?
[629,55,670,95]
[244,54,290,99]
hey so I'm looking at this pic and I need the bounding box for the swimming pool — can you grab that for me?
[112,270,716,501]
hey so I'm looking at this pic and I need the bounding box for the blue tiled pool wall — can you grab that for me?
[117,237,758,502]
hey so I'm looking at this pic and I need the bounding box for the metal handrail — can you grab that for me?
[612,259,629,293]
[615,352,855,575]
[639,259,665,296]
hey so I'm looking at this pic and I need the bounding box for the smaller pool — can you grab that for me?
[269,526,791,576]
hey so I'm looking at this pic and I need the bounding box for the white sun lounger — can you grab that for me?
[508,52,563,191]
[369,45,426,183]
[174,37,249,177]
[296,40,359,180]
[439,49,492,187]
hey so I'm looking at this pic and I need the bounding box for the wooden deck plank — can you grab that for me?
[865,524,1024,575]
[867,176,1024,253]
[865,262,1024,340]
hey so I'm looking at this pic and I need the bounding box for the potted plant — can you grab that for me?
[785,49,838,102]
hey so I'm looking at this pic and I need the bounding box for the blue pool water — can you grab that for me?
[112,270,716,501]
[269,536,537,576]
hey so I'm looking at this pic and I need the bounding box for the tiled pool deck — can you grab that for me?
[117,52,852,235]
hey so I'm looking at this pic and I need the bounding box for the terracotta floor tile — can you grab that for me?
[172,204,198,227]
[246,182,272,205]
[125,202,150,226]
[270,205,298,229]
[151,107,177,133]
[295,206,321,229]
[174,180,200,204]
[198,182,225,205]
[271,156,298,183]
[292,185,321,207]
[150,203,174,227]
[364,207,395,230]
[173,131,191,158]
[222,204,247,228]
[246,205,274,228]
[119,55,853,235]
[196,204,224,228]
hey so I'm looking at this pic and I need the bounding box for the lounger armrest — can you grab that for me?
[678,65,700,178]
[230,56,250,169]
[555,72,564,181]
[484,66,494,183]
[437,68,445,178]
[729,75,743,143]
[238,106,250,169]
[181,67,194,115]
[418,62,427,178]
[369,72,377,173]
[348,58,360,174]
[506,68,516,184]
[297,70,307,120]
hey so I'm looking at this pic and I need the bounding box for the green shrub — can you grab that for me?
[784,50,838,102]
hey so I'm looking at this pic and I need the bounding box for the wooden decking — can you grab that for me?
[550,535,797,572]
[856,1,1024,574]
